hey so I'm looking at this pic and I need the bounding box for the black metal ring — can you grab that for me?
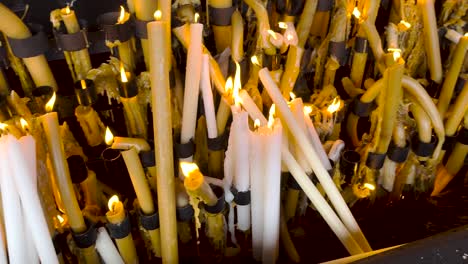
[230,186,251,206]
[134,19,150,39]
[317,0,333,11]
[97,12,133,43]
[140,210,160,230]
[177,204,194,222]
[354,37,369,53]
[443,133,458,151]
[209,6,236,26]
[55,30,88,52]
[52,233,61,254]
[207,130,228,151]
[139,150,155,167]
[411,134,437,157]
[329,41,347,66]
[351,95,375,117]
[106,214,132,239]
[118,77,139,98]
[340,150,361,182]
[74,79,97,106]
[387,140,410,163]
[204,185,225,214]
[8,24,49,58]
[175,139,195,159]
[366,152,386,170]
[72,220,97,248]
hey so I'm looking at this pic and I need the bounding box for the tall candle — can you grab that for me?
[289,98,312,173]
[259,67,371,252]
[200,54,217,139]
[261,119,283,263]
[418,0,442,83]
[303,108,333,170]
[41,94,86,233]
[75,105,106,147]
[8,135,58,263]
[95,227,125,264]
[147,11,178,263]
[181,14,203,161]
[0,137,27,263]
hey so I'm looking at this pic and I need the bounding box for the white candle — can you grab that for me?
[303,107,332,170]
[261,119,283,263]
[95,227,125,264]
[239,90,267,123]
[259,67,371,252]
[200,54,217,139]
[289,98,312,173]
[0,221,6,264]
[231,105,251,231]
[181,15,203,159]
[7,135,58,263]
[250,127,265,261]
[0,137,27,263]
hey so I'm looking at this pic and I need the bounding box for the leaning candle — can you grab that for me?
[148,10,178,263]
[181,162,218,206]
[418,0,442,83]
[95,227,125,264]
[259,67,371,252]
[289,97,312,173]
[40,93,86,233]
[0,136,27,263]
[181,13,203,161]
[8,134,58,263]
[303,106,332,170]
[106,195,137,264]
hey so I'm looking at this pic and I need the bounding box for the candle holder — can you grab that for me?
[74,79,97,107]
[340,150,361,184]
[97,12,133,45]
[72,219,97,249]
[101,147,135,199]
[387,140,410,164]
[366,152,387,170]
[32,85,54,113]
[411,133,437,158]
[7,23,49,60]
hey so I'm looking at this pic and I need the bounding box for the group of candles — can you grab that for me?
[0,0,466,263]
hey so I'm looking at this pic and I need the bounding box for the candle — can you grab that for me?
[116,6,136,72]
[259,67,371,252]
[40,93,86,233]
[60,6,92,80]
[7,134,59,263]
[75,104,106,147]
[267,30,284,49]
[209,0,233,53]
[181,13,203,161]
[296,0,318,48]
[303,106,333,170]
[200,54,217,139]
[133,0,157,69]
[289,97,312,173]
[147,10,178,263]
[0,137,28,263]
[437,34,468,119]
[106,195,137,264]
[261,119,283,263]
[95,227,125,264]
[231,10,244,62]
[180,162,218,206]
[418,0,442,84]
[280,46,303,98]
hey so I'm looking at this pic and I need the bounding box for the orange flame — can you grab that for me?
[180,162,199,178]
[105,127,114,145]
[45,92,56,113]
[327,97,341,114]
[108,195,120,211]
[154,10,162,21]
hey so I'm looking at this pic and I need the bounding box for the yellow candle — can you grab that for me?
[180,162,218,206]
[147,11,178,263]
[210,0,233,53]
[445,81,468,136]
[418,0,442,83]
[296,0,318,48]
[75,105,106,147]
[437,34,468,119]
[0,3,57,89]
[231,10,244,62]
[106,195,138,264]
[133,0,157,69]
[40,93,86,233]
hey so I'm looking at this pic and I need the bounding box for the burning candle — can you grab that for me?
[147,10,178,262]
[106,195,137,264]
[259,67,371,252]
[40,93,86,233]
[180,162,218,206]
[116,6,136,71]
[181,13,203,162]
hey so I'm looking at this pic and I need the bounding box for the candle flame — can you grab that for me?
[117,6,126,24]
[327,97,341,114]
[267,30,278,40]
[225,77,233,94]
[20,118,28,131]
[154,10,162,21]
[108,195,120,211]
[278,22,288,29]
[120,63,128,83]
[289,92,296,100]
[304,105,313,115]
[64,5,71,14]
[286,33,294,41]
[45,92,56,113]
[57,215,65,224]
[80,79,87,89]
[254,119,261,129]
[398,20,411,30]
[392,50,401,61]
[465,33,468,37]
[0,123,8,131]
[364,183,375,191]
[180,162,199,178]
[251,55,260,67]
[194,13,200,23]
[105,127,114,145]
[233,61,242,106]
[352,7,361,19]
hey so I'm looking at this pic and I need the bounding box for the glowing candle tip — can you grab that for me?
[105,127,114,145]
[108,195,120,211]
[117,6,126,24]
[154,10,162,21]
[364,183,375,191]
[327,97,341,114]
[194,13,200,23]
[352,7,361,19]
[45,92,56,112]
[180,162,199,178]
